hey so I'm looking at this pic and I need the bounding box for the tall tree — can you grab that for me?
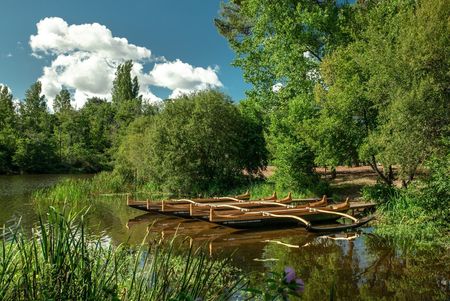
[311,0,449,185]
[0,85,17,173]
[216,0,352,192]
[76,97,115,171]
[53,88,72,113]
[14,82,57,172]
[111,61,143,133]
[53,88,77,166]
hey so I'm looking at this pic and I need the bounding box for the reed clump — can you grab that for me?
[0,207,244,301]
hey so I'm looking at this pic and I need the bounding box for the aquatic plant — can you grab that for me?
[0,207,245,301]
[245,266,305,301]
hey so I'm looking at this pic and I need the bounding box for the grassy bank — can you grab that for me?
[32,172,318,208]
[362,156,450,249]
[33,160,449,251]
[0,207,244,301]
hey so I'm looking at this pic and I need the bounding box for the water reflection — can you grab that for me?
[1,176,448,300]
[0,174,92,229]
[125,212,450,300]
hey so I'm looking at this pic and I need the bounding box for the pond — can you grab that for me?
[0,175,448,300]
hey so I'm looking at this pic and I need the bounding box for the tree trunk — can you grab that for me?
[330,166,337,179]
[367,155,394,186]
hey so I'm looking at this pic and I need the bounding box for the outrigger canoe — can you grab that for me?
[126,192,375,232]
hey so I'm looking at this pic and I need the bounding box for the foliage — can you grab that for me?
[311,0,450,185]
[361,184,399,205]
[0,59,155,174]
[215,0,353,192]
[374,155,450,249]
[0,207,244,301]
[0,85,17,173]
[116,90,267,195]
[13,82,57,173]
[111,60,144,139]
[215,0,352,108]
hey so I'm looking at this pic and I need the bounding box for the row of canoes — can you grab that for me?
[127,191,375,232]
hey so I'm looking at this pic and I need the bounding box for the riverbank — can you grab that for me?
[31,165,450,250]
[1,173,449,300]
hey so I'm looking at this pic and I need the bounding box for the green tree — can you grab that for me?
[111,61,143,148]
[312,0,449,186]
[14,82,57,172]
[117,90,267,194]
[215,0,352,191]
[0,85,17,173]
[75,97,115,171]
[53,88,72,113]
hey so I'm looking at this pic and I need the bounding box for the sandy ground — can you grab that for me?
[263,165,379,199]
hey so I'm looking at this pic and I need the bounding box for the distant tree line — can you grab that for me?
[0,61,267,195]
[0,61,155,174]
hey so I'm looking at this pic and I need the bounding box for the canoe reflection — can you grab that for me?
[126,212,360,256]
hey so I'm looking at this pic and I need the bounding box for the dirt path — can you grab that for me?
[316,166,378,199]
[263,165,379,199]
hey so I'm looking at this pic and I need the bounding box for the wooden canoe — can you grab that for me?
[126,193,375,232]
[208,199,352,226]
[128,192,330,215]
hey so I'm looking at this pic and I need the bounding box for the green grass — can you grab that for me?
[33,173,321,207]
[0,207,245,301]
[363,185,449,250]
[375,194,449,250]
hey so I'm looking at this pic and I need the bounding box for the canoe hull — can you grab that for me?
[210,212,343,229]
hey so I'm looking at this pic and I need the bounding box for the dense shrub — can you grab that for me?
[117,90,267,195]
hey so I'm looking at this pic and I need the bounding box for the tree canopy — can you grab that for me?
[117,90,267,194]
[216,0,449,189]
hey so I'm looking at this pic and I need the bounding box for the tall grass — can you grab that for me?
[364,156,450,249]
[33,173,319,208]
[33,171,128,207]
[0,207,245,301]
[375,194,449,249]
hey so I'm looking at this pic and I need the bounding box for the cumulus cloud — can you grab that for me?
[272,83,283,93]
[30,17,222,108]
[30,17,150,60]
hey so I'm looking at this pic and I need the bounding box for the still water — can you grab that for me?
[0,175,449,300]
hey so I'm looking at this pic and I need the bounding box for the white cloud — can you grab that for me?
[146,59,222,92]
[30,17,222,108]
[272,83,283,93]
[30,17,150,61]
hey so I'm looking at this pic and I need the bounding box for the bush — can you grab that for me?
[117,90,267,195]
[374,155,450,249]
[362,183,399,204]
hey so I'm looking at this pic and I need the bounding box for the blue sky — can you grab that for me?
[0,0,249,106]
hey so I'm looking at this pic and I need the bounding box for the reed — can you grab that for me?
[0,207,245,301]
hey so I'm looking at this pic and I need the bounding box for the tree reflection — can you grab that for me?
[259,232,449,300]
